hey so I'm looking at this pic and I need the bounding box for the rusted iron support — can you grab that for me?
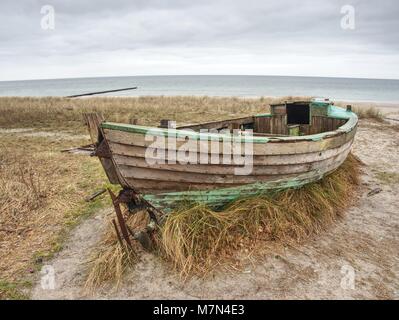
[116,188,164,223]
[112,219,124,247]
[107,188,164,250]
[108,189,132,248]
[94,140,112,158]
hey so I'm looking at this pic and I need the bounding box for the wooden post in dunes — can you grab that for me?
[159,119,176,128]
[129,118,139,125]
[66,86,137,98]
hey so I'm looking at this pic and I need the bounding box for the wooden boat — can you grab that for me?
[85,99,358,213]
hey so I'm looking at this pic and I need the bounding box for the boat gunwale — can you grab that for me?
[100,105,358,144]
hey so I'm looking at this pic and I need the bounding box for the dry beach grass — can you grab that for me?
[0,133,109,298]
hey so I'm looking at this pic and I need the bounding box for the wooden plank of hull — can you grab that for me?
[124,165,335,194]
[84,113,104,144]
[254,117,271,133]
[143,166,340,210]
[99,157,120,184]
[108,138,353,166]
[103,127,356,156]
[112,142,352,176]
[118,149,350,191]
[122,178,244,193]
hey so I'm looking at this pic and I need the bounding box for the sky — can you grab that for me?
[0,0,398,81]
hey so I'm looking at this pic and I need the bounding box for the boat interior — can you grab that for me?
[177,100,349,137]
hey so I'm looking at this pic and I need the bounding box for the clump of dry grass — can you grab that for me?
[0,152,48,217]
[84,210,149,290]
[333,101,385,121]
[160,154,361,277]
[353,106,384,121]
[84,238,136,291]
[85,154,361,286]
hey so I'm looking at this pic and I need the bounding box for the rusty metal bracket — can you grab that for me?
[108,189,132,248]
[116,188,163,223]
[94,140,112,158]
[108,188,164,250]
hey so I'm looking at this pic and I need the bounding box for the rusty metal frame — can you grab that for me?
[108,188,163,250]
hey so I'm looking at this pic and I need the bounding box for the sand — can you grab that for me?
[28,111,399,300]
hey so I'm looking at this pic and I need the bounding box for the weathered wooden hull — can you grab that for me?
[89,104,358,211]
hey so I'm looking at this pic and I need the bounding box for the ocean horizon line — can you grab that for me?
[1,74,399,83]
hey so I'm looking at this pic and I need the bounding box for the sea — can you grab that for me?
[0,75,398,103]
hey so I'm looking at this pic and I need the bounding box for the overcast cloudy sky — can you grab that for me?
[0,0,398,81]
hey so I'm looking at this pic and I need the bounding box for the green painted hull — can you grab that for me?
[142,170,329,212]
